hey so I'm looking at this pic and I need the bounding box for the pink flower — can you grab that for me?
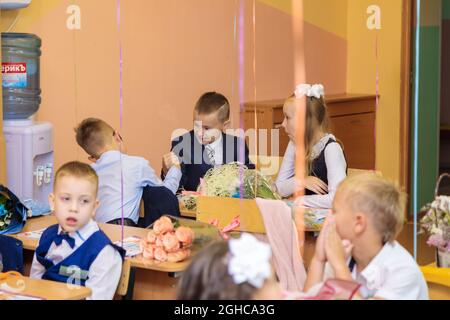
[153,216,174,235]
[162,232,181,253]
[175,226,194,246]
[154,248,168,262]
[147,230,157,244]
[167,249,191,263]
[427,234,449,250]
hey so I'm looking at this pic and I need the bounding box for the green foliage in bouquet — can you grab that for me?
[200,162,281,200]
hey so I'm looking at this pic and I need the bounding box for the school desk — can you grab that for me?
[9,215,193,300]
[420,263,450,300]
[180,198,323,233]
[0,274,91,300]
[11,214,319,299]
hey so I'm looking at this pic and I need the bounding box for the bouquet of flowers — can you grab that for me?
[140,216,221,263]
[420,195,450,254]
[199,162,281,200]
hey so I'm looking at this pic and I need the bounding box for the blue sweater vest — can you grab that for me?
[35,224,125,286]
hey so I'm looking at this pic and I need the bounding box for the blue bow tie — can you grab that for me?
[54,232,76,249]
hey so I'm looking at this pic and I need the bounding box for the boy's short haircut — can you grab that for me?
[54,161,99,195]
[75,118,114,158]
[337,173,406,243]
[195,92,230,123]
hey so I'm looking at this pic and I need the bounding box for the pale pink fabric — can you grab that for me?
[255,198,307,291]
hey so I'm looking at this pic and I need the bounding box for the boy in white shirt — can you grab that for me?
[75,118,181,226]
[304,174,428,300]
[30,161,124,300]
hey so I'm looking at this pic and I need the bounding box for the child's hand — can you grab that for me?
[324,221,348,271]
[341,239,354,261]
[313,212,333,263]
[304,176,328,195]
[162,152,181,174]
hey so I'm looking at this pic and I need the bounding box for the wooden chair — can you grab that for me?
[420,264,450,300]
[115,259,135,300]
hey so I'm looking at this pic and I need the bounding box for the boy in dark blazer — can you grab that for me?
[163,92,254,192]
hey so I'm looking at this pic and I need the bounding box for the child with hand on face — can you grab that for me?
[304,174,428,300]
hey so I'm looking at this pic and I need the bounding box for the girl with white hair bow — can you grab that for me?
[275,84,347,209]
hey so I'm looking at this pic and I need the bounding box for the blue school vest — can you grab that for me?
[35,224,125,286]
[305,138,348,196]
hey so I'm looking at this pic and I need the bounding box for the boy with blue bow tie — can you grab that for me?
[30,161,125,300]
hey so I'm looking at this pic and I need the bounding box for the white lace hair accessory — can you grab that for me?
[228,233,272,288]
[295,84,325,99]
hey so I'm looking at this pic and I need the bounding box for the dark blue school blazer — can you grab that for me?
[169,130,255,192]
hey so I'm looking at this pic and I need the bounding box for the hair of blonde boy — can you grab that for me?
[337,173,406,243]
[194,92,230,123]
[54,161,99,195]
[74,118,114,158]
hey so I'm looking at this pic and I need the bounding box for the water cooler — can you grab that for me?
[3,120,53,205]
[2,33,53,214]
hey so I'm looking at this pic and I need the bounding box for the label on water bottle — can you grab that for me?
[2,62,27,88]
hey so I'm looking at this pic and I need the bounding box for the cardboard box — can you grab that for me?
[196,196,266,234]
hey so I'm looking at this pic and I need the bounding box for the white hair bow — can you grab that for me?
[294,84,325,99]
[228,233,272,288]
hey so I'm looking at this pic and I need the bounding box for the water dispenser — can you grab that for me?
[3,121,53,206]
[2,33,53,215]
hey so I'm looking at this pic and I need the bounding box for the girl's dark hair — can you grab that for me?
[176,241,256,300]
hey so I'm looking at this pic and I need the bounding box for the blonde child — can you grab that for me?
[30,162,124,300]
[304,174,428,300]
[275,84,347,209]
[75,118,181,226]
[177,233,282,300]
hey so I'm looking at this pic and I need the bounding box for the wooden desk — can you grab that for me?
[421,263,450,300]
[12,214,320,299]
[11,215,190,273]
[10,215,192,299]
[0,276,91,300]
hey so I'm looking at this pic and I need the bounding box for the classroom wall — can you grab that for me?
[270,0,406,183]
[303,0,347,94]
[262,0,348,94]
[346,0,404,182]
[1,0,302,171]
[1,0,409,186]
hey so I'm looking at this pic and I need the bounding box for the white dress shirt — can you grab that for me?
[91,150,182,223]
[202,134,224,167]
[275,134,347,209]
[30,219,123,300]
[322,241,429,300]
